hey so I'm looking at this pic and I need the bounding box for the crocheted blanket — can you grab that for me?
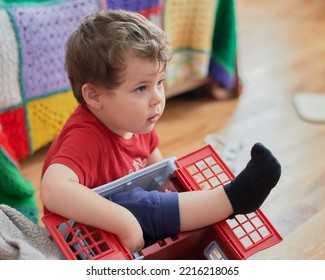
[0,126,39,224]
[0,0,237,160]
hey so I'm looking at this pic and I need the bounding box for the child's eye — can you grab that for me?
[136,86,146,93]
[157,79,165,87]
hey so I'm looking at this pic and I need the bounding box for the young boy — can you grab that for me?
[41,10,281,253]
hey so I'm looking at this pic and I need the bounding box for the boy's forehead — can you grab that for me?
[122,55,165,77]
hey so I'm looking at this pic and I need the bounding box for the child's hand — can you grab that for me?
[118,214,144,252]
[121,233,144,253]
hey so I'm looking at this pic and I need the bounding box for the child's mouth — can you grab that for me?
[148,114,159,123]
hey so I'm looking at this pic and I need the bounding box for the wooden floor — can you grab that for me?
[20,0,325,259]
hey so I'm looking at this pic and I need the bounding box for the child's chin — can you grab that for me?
[139,125,154,134]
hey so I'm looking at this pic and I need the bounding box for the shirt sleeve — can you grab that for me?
[45,128,104,186]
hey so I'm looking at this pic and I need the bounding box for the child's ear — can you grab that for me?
[81,83,102,109]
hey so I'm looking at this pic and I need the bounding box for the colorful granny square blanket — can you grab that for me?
[0,0,101,159]
[0,0,237,160]
[163,0,237,89]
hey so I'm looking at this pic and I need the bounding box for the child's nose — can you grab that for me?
[150,89,163,106]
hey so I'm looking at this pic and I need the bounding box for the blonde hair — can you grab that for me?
[65,10,172,104]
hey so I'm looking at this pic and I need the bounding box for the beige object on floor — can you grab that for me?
[204,134,242,172]
[293,92,325,123]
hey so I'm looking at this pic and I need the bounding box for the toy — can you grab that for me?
[42,145,282,260]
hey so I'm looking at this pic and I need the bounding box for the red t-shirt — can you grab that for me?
[42,105,159,189]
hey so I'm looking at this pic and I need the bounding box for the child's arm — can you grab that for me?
[146,147,164,165]
[40,163,144,252]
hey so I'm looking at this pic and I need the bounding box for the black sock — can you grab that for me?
[223,142,281,218]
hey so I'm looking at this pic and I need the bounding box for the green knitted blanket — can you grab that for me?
[0,129,38,224]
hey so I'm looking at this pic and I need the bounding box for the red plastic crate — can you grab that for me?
[173,145,283,259]
[44,212,133,260]
[42,145,282,260]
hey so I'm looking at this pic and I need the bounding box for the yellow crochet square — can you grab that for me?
[167,51,210,87]
[164,0,217,51]
[27,91,77,152]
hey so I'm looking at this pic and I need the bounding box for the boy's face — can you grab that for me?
[96,55,166,139]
